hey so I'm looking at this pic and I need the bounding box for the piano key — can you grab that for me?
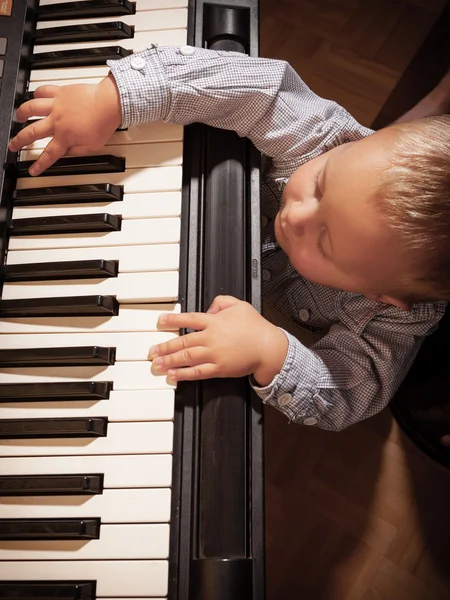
[38,0,185,7]
[0,488,171,522]
[0,381,112,402]
[33,29,185,58]
[0,474,104,495]
[36,5,185,33]
[2,272,178,302]
[6,245,178,276]
[15,166,182,195]
[0,523,169,559]
[16,155,125,178]
[20,141,183,169]
[0,296,119,318]
[10,213,122,236]
[38,0,136,20]
[8,218,179,250]
[0,454,173,487]
[0,346,116,367]
[0,417,108,439]
[0,303,180,334]
[25,121,182,151]
[12,192,180,219]
[3,259,119,281]
[0,518,101,540]
[0,362,173,391]
[31,46,132,69]
[35,21,135,44]
[0,421,173,456]
[0,389,174,421]
[0,332,176,361]
[1,560,169,597]
[13,183,124,205]
[0,582,96,600]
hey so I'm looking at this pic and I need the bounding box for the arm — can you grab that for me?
[254,302,446,431]
[9,45,371,176]
[151,296,446,431]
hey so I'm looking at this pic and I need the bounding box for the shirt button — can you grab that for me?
[298,308,310,322]
[180,45,195,56]
[130,56,146,70]
[262,269,271,282]
[303,416,317,426]
[278,393,292,407]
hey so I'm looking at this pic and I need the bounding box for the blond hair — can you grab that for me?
[377,115,450,302]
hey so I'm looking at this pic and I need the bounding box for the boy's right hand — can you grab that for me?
[8,73,122,176]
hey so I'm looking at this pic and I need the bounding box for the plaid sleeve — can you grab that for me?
[251,301,446,431]
[107,45,372,177]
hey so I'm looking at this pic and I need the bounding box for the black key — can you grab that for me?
[35,21,134,44]
[38,0,136,20]
[0,581,96,600]
[0,518,101,540]
[0,474,103,496]
[10,213,122,235]
[0,382,112,402]
[0,295,119,318]
[0,417,108,438]
[32,46,132,69]
[0,347,116,367]
[4,259,119,281]
[16,155,125,178]
[13,183,124,205]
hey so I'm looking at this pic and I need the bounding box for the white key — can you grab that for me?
[0,488,171,522]
[25,121,183,152]
[0,331,177,360]
[0,523,169,559]
[33,30,185,55]
[0,361,174,389]
[12,192,181,220]
[1,561,168,597]
[0,421,173,456]
[0,304,180,334]
[37,7,186,31]
[2,271,178,302]
[15,166,182,194]
[6,245,180,274]
[0,389,174,421]
[0,454,173,487]
[8,217,180,251]
[20,142,182,169]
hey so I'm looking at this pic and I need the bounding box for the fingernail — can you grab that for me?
[29,165,38,176]
[148,345,159,358]
[152,357,163,368]
[168,369,177,379]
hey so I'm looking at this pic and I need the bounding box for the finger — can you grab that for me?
[33,85,60,99]
[16,98,54,123]
[151,346,211,374]
[28,138,69,176]
[148,331,203,360]
[157,311,211,331]
[9,118,53,153]
[207,294,240,314]
[167,363,218,382]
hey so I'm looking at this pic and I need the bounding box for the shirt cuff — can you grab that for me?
[249,329,326,423]
[107,45,170,128]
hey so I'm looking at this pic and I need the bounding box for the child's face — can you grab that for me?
[274,127,409,307]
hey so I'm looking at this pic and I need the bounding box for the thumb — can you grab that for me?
[207,295,240,314]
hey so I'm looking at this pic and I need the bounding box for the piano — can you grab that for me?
[0,1,265,599]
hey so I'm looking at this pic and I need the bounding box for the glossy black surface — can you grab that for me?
[0,295,119,317]
[0,346,116,367]
[10,213,122,235]
[0,474,104,496]
[0,581,96,600]
[16,155,125,178]
[0,518,101,540]
[0,381,112,401]
[31,46,131,69]
[35,22,134,44]
[38,0,135,19]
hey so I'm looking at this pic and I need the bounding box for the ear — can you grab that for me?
[377,295,410,311]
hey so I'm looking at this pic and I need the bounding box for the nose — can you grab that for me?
[283,197,317,234]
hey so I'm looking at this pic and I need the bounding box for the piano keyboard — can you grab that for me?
[1,0,187,598]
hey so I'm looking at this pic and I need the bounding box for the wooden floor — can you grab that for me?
[260,1,450,598]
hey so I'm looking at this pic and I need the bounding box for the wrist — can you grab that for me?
[98,73,122,130]
[253,326,288,387]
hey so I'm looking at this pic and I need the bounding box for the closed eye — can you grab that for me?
[316,228,328,259]
[314,168,324,200]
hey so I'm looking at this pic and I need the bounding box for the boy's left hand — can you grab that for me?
[149,295,288,386]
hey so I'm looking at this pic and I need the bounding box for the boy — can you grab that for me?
[9,45,450,431]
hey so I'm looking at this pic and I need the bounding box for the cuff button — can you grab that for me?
[303,416,317,426]
[130,56,146,70]
[278,393,292,407]
[180,45,195,56]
